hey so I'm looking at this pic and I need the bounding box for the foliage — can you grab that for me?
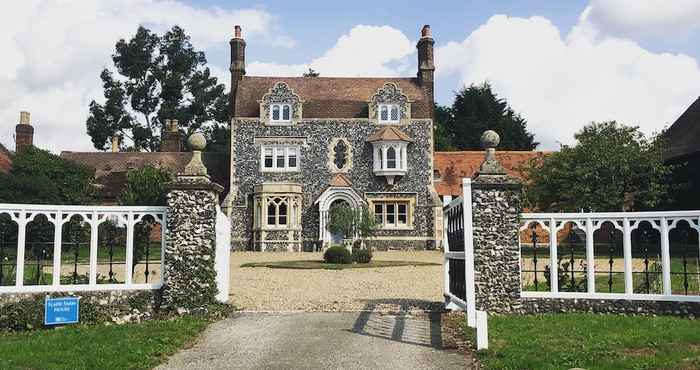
[303,68,320,77]
[117,166,172,206]
[0,147,94,204]
[326,203,377,241]
[86,25,229,152]
[524,121,672,212]
[352,249,373,264]
[0,315,208,369]
[323,246,353,264]
[434,83,538,151]
[470,313,700,369]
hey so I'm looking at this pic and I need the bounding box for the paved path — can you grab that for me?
[157,312,471,370]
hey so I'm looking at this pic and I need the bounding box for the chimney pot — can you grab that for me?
[234,25,242,38]
[421,25,431,38]
[19,111,30,125]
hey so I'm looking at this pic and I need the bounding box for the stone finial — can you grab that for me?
[184,133,208,177]
[19,111,30,125]
[477,130,507,176]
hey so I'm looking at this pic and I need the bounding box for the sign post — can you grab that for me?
[44,296,80,326]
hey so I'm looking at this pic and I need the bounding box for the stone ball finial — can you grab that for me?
[188,133,206,151]
[480,130,500,149]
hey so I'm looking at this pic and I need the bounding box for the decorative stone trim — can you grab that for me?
[368,82,411,125]
[259,82,304,126]
[327,138,353,173]
[366,194,417,230]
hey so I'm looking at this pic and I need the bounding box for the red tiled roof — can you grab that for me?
[366,126,413,142]
[60,152,229,201]
[666,96,700,160]
[434,151,550,197]
[329,173,352,187]
[234,76,432,119]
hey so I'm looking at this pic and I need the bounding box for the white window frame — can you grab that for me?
[269,103,292,124]
[378,103,400,124]
[261,145,300,172]
[373,201,411,229]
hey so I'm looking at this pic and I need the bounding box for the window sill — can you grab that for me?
[255,226,302,231]
[260,168,300,173]
[267,121,294,126]
[378,225,414,231]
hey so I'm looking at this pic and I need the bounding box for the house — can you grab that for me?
[225,25,441,251]
[665,97,700,210]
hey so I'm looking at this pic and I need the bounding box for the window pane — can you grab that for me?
[374,204,383,224]
[378,149,383,169]
[272,105,280,121]
[380,105,388,121]
[264,148,273,168]
[398,203,407,224]
[276,149,285,168]
[390,105,399,121]
[267,203,276,225]
[282,105,290,120]
[386,204,395,224]
[387,147,396,169]
[333,140,348,170]
[288,148,297,168]
[278,203,287,225]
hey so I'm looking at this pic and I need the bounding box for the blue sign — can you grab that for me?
[44,297,80,325]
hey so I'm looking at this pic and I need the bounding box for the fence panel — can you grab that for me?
[520,211,700,302]
[0,204,166,294]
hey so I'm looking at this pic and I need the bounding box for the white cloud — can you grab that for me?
[435,14,700,149]
[0,0,292,153]
[581,0,700,37]
[248,25,414,77]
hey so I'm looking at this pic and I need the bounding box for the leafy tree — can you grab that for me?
[0,147,94,204]
[327,203,377,246]
[524,121,672,212]
[86,25,229,152]
[436,83,538,151]
[303,68,320,77]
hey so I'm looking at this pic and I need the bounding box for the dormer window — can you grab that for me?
[378,104,400,124]
[270,103,292,123]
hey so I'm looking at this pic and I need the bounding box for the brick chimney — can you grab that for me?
[229,25,246,117]
[417,25,435,117]
[15,111,34,153]
[160,119,181,152]
[111,135,120,152]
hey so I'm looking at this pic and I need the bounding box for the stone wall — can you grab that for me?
[521,298,700,317]
[0,290,158,331]
[230,118,438,250]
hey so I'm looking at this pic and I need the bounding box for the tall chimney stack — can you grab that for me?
[15,111,34,153]
[111,135,120,152]
[230,25,246,117]
[417,25,435,117]
[160,119,181,152]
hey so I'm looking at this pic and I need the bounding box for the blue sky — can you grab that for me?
[1,0,700,152]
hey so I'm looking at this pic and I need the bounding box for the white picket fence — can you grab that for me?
[520,210,700,302]
[0,204,166,294]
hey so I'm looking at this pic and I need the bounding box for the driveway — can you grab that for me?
[157,311,471,369]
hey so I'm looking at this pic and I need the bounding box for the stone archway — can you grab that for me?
[315,186,364,246]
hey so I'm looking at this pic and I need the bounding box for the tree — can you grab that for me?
[327,203,377,247]
[86,25,229,152]
[0,147,94,204]
[524,121,672,212]
[303,68,320,77]
[435,83,538,151]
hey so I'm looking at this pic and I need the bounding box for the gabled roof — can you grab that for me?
[234,76,432,119]
[60,152,229,200]
[666,97,700,160]
[366,126,413,142]
[329,173,352,187]
[434,151,550,197]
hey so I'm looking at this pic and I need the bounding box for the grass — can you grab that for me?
[240,260,440,270]
[463,313,700,370]
[0,316,209,370]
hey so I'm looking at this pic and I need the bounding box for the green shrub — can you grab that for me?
[353,249,372,264]
[323,246,352,264]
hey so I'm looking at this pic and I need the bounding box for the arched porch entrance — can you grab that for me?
[315,186,364,247]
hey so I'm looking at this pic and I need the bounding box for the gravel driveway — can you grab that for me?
[229,251,444,312]
[157,312,471,369]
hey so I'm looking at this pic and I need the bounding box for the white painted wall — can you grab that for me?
[215,205,231,303]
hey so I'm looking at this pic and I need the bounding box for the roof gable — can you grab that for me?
[666,97,700,160]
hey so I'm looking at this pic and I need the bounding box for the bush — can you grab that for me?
[323,246,352,264]
[353,249,372,264]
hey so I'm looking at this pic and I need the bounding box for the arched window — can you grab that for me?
[266,197,290,226]
[387,147,396,169]
[333,140,348,170]
[270,103,292,123]
[278,202,288,225]
[378,149,383,169]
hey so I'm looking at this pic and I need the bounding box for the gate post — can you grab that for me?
[162,133,224,312]
[470,131,524,314]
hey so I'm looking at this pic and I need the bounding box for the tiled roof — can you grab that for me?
[433,151,550,197]
[234,76,432,119]
[329,173,352,187]
[666,97,700,160]
[0,144,11,174]
[60,152,229,201]
[366,126,413,142]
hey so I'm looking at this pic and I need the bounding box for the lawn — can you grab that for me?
[0,316,209,370]
[463,313,700,370]
[240,260,440,270]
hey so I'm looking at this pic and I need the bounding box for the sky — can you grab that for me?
[2,0,700,153]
